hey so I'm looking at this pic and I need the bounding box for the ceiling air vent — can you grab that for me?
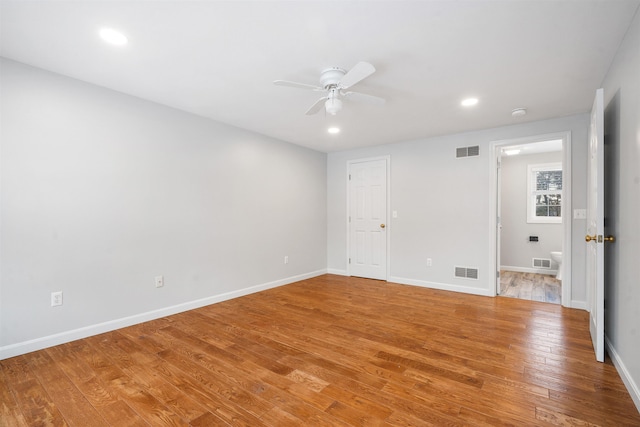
[456,145,480,158]
[533,258,552,269]
[455,266,479,280]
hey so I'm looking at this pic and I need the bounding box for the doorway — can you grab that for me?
[490,133,572,306]
[347,157,390,280]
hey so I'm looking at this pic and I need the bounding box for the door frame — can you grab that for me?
[346,156,391,280]
[489,132,572,307]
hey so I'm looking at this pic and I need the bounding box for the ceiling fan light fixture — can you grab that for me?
[325,97,343,115]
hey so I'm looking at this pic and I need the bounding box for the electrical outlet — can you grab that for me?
[51,291,63,307]
[155,275,164,288]
[427,258,433,267]
[284,256,289,264]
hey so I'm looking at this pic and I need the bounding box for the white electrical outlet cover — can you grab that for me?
[51,291,63,306]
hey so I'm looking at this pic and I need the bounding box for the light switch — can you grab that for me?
[392,211,398,218]
[574,209,587,219]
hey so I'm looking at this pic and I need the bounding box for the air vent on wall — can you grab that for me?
[456,145,480,158]
[455,266,479,279]
[533,258,552,269]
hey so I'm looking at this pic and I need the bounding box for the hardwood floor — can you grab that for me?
[499,270,562,304]
[2,274,639,426]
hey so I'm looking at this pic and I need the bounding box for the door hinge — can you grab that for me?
[349,258,351,264]
[497,271,500,278]
[349,216,351,223]
[349,174,351,180]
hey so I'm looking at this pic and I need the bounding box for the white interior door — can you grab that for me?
[349,159,388,280]
[587,88,605,362]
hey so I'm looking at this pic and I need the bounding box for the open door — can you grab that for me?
[586,88,607,362]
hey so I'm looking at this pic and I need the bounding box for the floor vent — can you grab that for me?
[455,266,479,279]
[456,145,480,158]
[532,258,552,268]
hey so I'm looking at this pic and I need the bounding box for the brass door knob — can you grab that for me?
[380,224,386,229]
[586,234,616,243]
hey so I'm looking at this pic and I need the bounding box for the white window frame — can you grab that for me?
[527,162,562,224]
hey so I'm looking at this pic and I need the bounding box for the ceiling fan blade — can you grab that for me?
[338,62,376,89]
[305,96,327,115]
[343,91,386,106]
[273,80,323,91]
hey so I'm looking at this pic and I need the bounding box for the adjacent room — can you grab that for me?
[2,1,639,425]
[498,138,565,304]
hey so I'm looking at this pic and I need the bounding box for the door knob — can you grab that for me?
[586,234,616,243]
[380,224,386,229]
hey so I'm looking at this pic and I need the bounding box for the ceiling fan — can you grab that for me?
[273,62,385,116]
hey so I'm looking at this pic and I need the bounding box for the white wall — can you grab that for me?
[500,151,563,272]
[601,8,640,411]
[328,114,589,302]
[0,59,327,358]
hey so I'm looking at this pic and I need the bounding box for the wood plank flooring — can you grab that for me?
[2,274,639,426]
[499,270,562,304]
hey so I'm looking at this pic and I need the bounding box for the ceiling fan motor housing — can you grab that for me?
[320,67,346,89]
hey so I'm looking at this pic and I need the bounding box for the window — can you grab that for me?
[527,163,562,223]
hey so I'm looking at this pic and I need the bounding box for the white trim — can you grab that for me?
[327,268,348,276]
[346,156,391,280]
[490,131,572,307]
[606,335,640,413]
[571,300,588,310]
[501,266,558,276]
[388,276,493,297]
[489,144,500,297]
[562,132,573,306]
[0,269,326,361]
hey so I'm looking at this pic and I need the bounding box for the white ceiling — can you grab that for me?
[1,1,638,153]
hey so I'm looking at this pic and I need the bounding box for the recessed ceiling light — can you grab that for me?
[512,108,527,117]
[461,97,479,107]
[504,149,521,156]
[328,127,340,134]
[99,28,128,46]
